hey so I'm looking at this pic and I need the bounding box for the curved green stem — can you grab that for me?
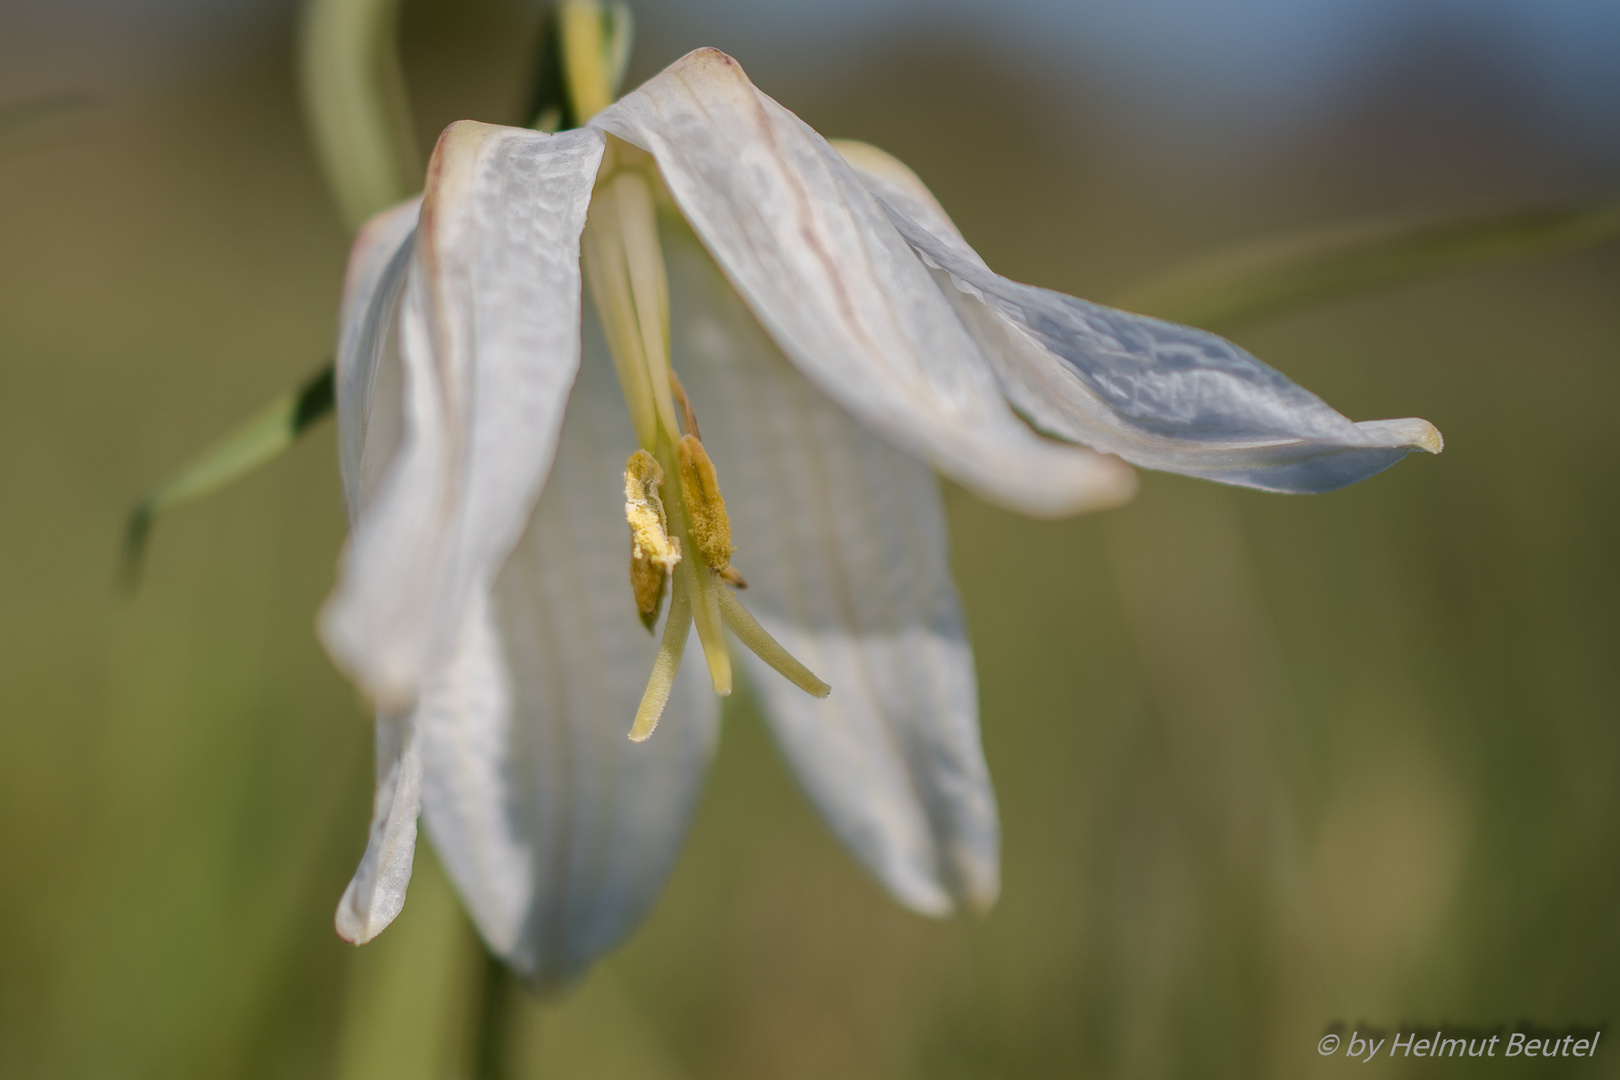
[298,0,420,232]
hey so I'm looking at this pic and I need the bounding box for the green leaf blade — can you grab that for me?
[120,364,335,589]
[1115,202,1620,331]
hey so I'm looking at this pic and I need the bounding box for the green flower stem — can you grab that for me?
[298,0,420,232]
[330,848,490,1080]
[1115,201,1620,332]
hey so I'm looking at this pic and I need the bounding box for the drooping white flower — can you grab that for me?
[321,46,1440,989]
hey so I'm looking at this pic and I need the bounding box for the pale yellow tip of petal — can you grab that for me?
[1355,417,1444,456]
[1411,421,1444,455]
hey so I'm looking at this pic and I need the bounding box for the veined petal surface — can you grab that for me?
[836,143,1443,493]
[417,320,720,990]
[321,122,607,708]
[666,227,999,916]
[591,49,1135,519]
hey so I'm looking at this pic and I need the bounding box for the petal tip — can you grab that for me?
[683,46,741,68]
[903,889,955,920]
[1359,416,1443,455]
[1412,420,1444,455]
[1020,453,1138,520]
[316,601,421,714]
[334,885,392,946]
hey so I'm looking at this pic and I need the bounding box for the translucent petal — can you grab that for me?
[417,319,720,990]
[320,122,607,709]
[836,143,1443,493]
[590,49,1135,519]
[334,711,424,944]
[665,226,999,915]
[333,196,419,517]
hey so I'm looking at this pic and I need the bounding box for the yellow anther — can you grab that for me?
[629,534,665,631]
[676,434,735,572]
[624,449,681,571]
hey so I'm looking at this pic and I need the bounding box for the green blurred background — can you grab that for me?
[2,0,1617,1076]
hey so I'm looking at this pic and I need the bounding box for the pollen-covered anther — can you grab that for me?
[624,449,682,568]
[677,434,735,571]
[624,449,681,628]
[629,537,666,631]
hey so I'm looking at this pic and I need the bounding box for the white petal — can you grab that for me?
[835,143,1444,493]
[335,710,423,944]
[334,197,419,517]
[666,227,999,915]
[320,122,607,709]
[417,320,720,990]
[590,49,1135,519]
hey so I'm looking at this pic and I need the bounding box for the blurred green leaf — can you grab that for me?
[1114,201,1620,331]
[121,363,334,588]
[332,848,490,1080]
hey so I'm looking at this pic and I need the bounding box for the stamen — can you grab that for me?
[677,434,735,572]
[629,534,665,631]
[558,0,612,122]
[610,168,681,442]
[582,177,658,449]
[716,588,830,698]
[718,565,747,589]
[669,370,702,440]
[624,449,681,571]
[630,571,691,741]
[682,559,732,696]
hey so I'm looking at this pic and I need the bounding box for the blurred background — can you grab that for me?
[2,0,1617,1076]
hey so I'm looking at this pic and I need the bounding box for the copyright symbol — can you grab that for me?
[1318,1034,1341,1056]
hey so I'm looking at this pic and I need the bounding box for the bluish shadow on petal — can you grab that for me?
[334,196,418,517]
[837,141,1443,494]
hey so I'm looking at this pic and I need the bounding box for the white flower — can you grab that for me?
[320,47,1440,989]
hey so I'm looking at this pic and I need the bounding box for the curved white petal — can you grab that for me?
[320,122,607,709]
[591,49,1135,519]
[666,227,999,916]
[334,197,420,517]
[330,200,426,946]
[834,142,1444,493]
[335,710,423,944]
[417,322,720,991]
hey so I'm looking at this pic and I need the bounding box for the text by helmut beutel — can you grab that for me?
[1317,1028,1601,1062]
